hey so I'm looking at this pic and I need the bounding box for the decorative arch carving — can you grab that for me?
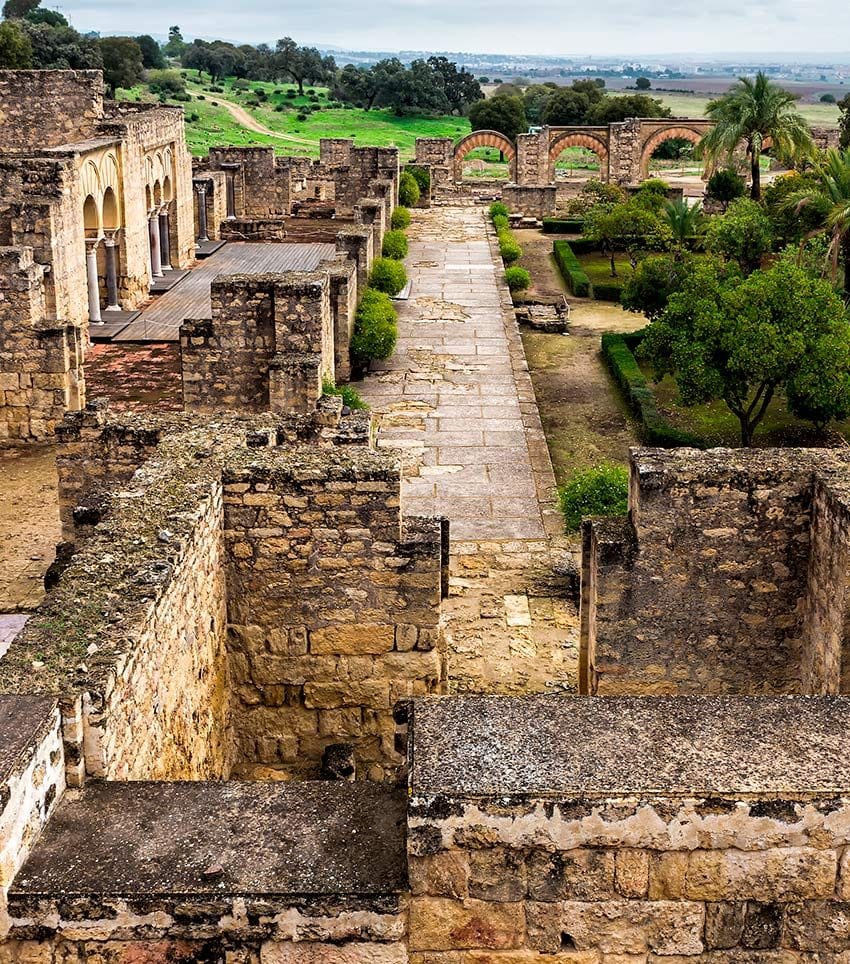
[547,132,610,180]
[639,126,707,179]
[453,130,517,182]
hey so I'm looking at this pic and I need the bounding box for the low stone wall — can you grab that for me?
[501,184,557,219]
[219,216,288,241]
[224,448,445,780]
[407,693,850,959]
[580,448,850,696]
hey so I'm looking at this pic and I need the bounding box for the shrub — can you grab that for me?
[408,165,431,195]
[350,289,398,368]
[706,168,746,209]
[209,85,224,93]
[492,213,509,232]
[296,112,308,122]
[505,266,531,292]
[542,217,585,233]
[398,171,421,207]
[390,206,411,230]
[566,237,598,255]
[559,463,629,532]
[382,229,409,260]
[498,229,522,264]
[286,89,297,98]
[196,94,205,101]
[274,104,285,112]
[321,378,369,411]
[489,201,509,220]
[601,333,704,447]
[553,240,590,297]
[369,257,408,296]
[591,282,623,302]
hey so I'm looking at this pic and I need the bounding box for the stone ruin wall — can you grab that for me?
[192,169,228,241]
[580,448,850,697]
[205,146,292,219]
[0,70,104,151]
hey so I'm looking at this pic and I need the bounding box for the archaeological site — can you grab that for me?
[2,61,850,964]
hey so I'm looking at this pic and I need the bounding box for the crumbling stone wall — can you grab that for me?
[0,70,104,150]
[180,271,334,416]
[192,170,228,241]
[206,146,291,218]
[414,138,453,191]
[224,449,445,780]
[501,185,557,218]
[580,448,850,696]
[327,256,358,382]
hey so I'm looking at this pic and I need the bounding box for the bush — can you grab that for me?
[489,201,509,220]
[382,229,409,260]
[601,333,704,447]
[492,213,509,232]
[209,85,224,93]
[296,112,308,122]
[350,289,398,368]
[286,89,297,98]
[390,206,411,230]
[553,240,590,297]
[407,165,431,195]
[559,463,629,532]
[369,257,408,296]
[591,282,623,302]
[706,168,746,209]
[398,171,421,207]
[542,217,585,233]
[566,236,598,255]
[498,229,522,264]
[504,266,531,292]
[321,378,369,411]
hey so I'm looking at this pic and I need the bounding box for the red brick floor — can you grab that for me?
[85,343,182,412]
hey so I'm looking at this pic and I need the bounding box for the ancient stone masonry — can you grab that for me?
[580,447,850,697]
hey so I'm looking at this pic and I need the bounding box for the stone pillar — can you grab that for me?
[195,183,209,243]
[149,214,163,280]
[104,234,121,311]
[159,206,172,272]
[85,239,102,324]
[224,168,237,219]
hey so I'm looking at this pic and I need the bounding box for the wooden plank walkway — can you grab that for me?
[116,242,336,342]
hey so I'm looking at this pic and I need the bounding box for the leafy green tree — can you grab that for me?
[146,69,185,97]
[635,76,651,90]
[787,331,850,432]
[522,84,555,124]
[621,253,705,320]
[821,93,837,104]
[383,58,449,116]
[427,56,482,113]
[663,199,707,248]
[784,148,850,294]
[542,88,589,125]
[706,167,746,211]
[699,71,814,200]
[2,0,38,18]
[98,36,144,96]
[642,260,850,444]
[0,18,31,66]
[468,94,527,141]
[274,37,334,95]
[589,93,670,124]
[24,20,100,69]
[839,94,850,150]
[570,78,605,105]
[163,25,186,60]
[135,34,164,70]
[26,6,65,25]
[565,178,627,217]
[763,170,830,245]
[585,200,672,276]
[705,197,773,274]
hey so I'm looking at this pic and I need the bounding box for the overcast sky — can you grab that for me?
[51,0,850,58]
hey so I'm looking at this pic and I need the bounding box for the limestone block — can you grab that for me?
[408,898,526,951]
[409,853,471,899]
[310,625,396,655]
[527,849,617,901]
[260,942,407,963]
[469,849,527,902]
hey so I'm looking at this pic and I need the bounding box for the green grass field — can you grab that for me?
[650,91,840,128]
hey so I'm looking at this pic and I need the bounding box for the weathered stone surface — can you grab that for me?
[408,898,525,951]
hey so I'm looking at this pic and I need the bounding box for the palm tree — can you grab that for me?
[791,148,850,295]
[663,199,706,251]
[699,72,814,201]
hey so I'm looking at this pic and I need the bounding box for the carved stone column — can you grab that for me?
[158,205,172,271]
[104,232,121,311]
[149,214,163,280]
[85,238,102,324]
[195,182,209,243]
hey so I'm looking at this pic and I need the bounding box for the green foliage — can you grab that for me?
[23,20,101,69]
[763,170,830,245]
[368,257,408,296]
[504,266,531,292]
[543,88,590,126]
[636,178,671,205]
[565,179,627,218]
[468,94,527,141]
[635,77,651,90]
[489,201,509,220]
[663,199,707,247]
[0,18,31,67]
[146,68,185,97]
[390,206,411,230]
[382,229,409,260]
[2,0,38,17]
[787,331,850,431]
[591,282,623,302]
[584,199,673,275]
[601,333,705,447]
[839,94,850,150]
[398,170,421,207]
[542,217,584,234]
[498,229,522,264]
[553,241,591,297]
[407,164,431,194]
[321,378,369,411]
[641,259,850,445]
[705,197,773,274]
[588,93,670,124]
[99,36,145,95]
[492,214,509,232]
[350,288,398,368]
[706,168,746,210]
[622,253,704,320]
[559,463,629,533]
[135,34,164,69]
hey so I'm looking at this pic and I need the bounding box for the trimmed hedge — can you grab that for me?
[350,289,398,369]
[559,463,629,532]
[489,201,509,220]
[498,229,522,264]
[553,240,590,297]
[382,229,409,260]
[592,282,623,303]
[390,206,411,230]
[369,257,408,296]
[492,213,510,232]
[398,171,420,207]
[601,333,704,448]
[542,217,585,234]
[567,237,598,255]
[504,266,531,292]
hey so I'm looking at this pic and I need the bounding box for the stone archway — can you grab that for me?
[548,132,610,182]
[453,130,517,182]
[639,126,707,181]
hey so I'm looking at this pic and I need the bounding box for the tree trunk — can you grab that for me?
[750,150,761,201]
[740,418,753,447]
[843,233,850,298]
[297,78,305,95]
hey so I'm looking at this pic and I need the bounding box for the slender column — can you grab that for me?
[225,170,236,219]
[159,206,172,271]
[85,239,102,324]
[195,183,209,243]
[149,214,163,280]
[104,234,121,311]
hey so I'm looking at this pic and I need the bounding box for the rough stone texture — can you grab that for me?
[500,185,557,219]
[580,447,850,696]
[0,71,104,151]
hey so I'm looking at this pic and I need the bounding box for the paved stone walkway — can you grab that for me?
[360,207,577,695]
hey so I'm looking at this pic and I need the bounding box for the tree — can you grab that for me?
[99,36,144,96]
[663,199,707,249]
[0,18,31,66]
[26,7,65,25]
[163,25,186,60]
[2,0,38,18]
[588,93,670,124]
[523,84,556,124]
[570,78,605,105]
[24,21,101,69]
[542,89,589,126]
[786,148,850,294]
[706,167,746,211]
[642,260,850,445]
[146,69,186,97]
[468,94,527,141]
[821,93,837,104]
[274,37,334,95]
[839,94,850,150]
[383,58,449,116]
[706,197,773,274]
[621,253,703,320]
[635,76,651,90]
[135,34,164,70]
[698,72,814,201]
[427,56,482,114]
[584,200,672,276]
